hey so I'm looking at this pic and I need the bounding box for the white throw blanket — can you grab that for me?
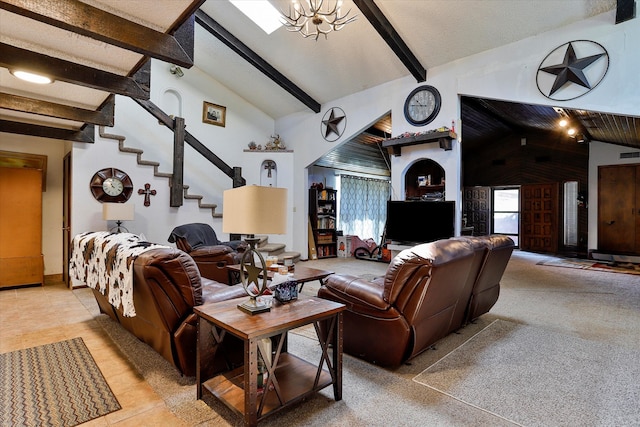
[69,231,169,317]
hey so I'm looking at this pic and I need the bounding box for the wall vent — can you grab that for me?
[620,152,640,159]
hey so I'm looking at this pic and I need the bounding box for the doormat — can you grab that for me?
[537,257,640,275]
[0,337,121,427]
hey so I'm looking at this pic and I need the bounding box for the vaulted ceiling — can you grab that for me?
[1,0,638,165]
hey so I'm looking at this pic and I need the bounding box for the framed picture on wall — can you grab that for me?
[202,101,226,127]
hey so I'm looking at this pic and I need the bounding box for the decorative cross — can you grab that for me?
[138,183,156,207]
[264,161,276,178]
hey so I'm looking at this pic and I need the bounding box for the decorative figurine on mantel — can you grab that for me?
[266,134,286,150]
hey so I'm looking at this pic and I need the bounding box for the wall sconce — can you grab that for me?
[103,203,135,233]
[169,65,184,77]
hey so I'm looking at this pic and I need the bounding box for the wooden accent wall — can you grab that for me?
[463,130,589,253]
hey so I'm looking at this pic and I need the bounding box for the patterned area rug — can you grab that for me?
[537,257,640,275]
[0,337,121,427]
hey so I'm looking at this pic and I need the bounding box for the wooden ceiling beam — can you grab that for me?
[0,120,94,143]
[353,0,426,82]
[0,43,149,99]
[0,93,114,126]
[0,0,194,67]
[195,9,321,113]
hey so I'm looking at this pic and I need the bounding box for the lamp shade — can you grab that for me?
[222,186,287,235]
[102,202,135,221]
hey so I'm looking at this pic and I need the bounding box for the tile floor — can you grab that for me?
[0,258,387,426]
[0,280,189,426]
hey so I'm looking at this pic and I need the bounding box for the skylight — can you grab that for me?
[229,0,283,35]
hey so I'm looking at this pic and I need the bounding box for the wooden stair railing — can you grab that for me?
[132,98,246,207]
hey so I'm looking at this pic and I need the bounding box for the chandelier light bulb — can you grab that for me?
[567,128,576,136]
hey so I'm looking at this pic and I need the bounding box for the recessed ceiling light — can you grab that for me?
[558,119,568,127]
[11,70,53,84]
[229,0,283,34]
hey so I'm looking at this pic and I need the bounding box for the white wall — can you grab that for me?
[70,58,298,255]
[0,135,67,276]
[277,10,640,256]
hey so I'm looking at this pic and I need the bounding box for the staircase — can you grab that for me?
[99,126,221,217]
[99,127,301,260]
[256,236,301,264]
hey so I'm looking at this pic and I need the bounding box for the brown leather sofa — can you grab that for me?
[317,235,514,367]
[168,223,247,284]
[88,246,247,377]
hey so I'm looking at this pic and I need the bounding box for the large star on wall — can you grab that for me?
[536,40,609,101]
[321,107,347,142]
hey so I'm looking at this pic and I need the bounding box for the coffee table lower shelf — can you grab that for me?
[202,353,333,418]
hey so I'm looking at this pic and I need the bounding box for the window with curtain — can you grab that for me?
[339,175,390,241]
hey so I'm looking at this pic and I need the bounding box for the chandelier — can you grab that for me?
[281,0,357,41]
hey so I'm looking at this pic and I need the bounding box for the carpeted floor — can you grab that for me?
[413,319,640,426]
[0,337,121,427]
[81,251,640,426]
[537,256,640,275]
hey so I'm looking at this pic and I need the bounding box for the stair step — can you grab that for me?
[277,251,301,264]
[259,243,286,254]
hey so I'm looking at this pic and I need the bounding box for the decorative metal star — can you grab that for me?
[323,108,345,139]
[539,42,606,96]
[243,263,263,296]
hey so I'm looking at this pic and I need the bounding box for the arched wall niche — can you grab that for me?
[162,89,182,118]
[260,159,277,186]
[404,158,446,200]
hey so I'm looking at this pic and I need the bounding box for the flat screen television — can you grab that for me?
[385,201,455,245]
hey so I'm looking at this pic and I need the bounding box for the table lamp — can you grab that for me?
[223,185,287,314]
[103,202,135,233]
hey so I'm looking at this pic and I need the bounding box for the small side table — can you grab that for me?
[195,295,345,426]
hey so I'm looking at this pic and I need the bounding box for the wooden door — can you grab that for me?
[0,168,44,287]
[520,183,558,253]
[598,164,640,254]
[63,153,72,287]
[463,186,490,235]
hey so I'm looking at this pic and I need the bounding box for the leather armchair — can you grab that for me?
[168,223,247,284]
[318,238,476,367]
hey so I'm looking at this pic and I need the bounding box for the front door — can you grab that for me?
[520,183,558,253]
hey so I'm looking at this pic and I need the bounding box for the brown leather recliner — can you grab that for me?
[318,238,476,367]
[461,235,515,323]
[168,223,247,284]
[449,234,515,327]
[91,247,247,377]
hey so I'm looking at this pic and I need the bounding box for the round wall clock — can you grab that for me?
[89,167,133,203]
[404,85,441,126]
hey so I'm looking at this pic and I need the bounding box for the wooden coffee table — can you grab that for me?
[195,295,345,426]
[226,264,333,292]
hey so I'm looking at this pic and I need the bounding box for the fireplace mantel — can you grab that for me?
[382,130,457,155]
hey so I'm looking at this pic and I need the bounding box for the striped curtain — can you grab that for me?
[339,175,390,241]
